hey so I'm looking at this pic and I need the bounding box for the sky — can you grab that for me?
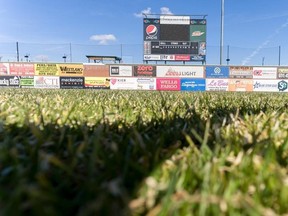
[1,0,288,65]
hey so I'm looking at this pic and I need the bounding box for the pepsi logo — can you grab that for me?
[146,25,158,36]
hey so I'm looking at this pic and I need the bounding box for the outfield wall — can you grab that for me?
[0,62,287,92]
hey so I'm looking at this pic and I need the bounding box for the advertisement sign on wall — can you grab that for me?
[253,67,277,79]
[0,63,9,75]
[133,65,156,77]
[35,64,59,76]
[110,77,137,90]
[205,66,229,78]
[9,63,34,76]
[180,78,206,91]
[156,78,181,91]
[83,64,109,77]
[228,79,253,92]
[84,77,110,89]
[206,79,229,91]
[156,66,204,78]
[59,64,84,76]
[229,66,253,79]
[136,78,156,90]
[253,80,279,92]
[110,65,133,77]
[277,67,288,79]
[0,76,20,87]
[277,80,288,92]
[60,77,84,89]
[34,76,60,88]
[20,76,34,88]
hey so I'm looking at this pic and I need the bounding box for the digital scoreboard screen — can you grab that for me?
[143,16,206,62]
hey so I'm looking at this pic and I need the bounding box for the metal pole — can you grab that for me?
[278,45,281,66]
[69,43,72,63]
[220,0,224,65]
[16,42,20,62]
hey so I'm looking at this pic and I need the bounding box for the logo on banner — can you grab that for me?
[278,80,288,91]
[214,67,221,74]
[146,25,158,40]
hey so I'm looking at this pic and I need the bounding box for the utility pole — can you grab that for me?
[16,42,20,62]
[220,0,224,65]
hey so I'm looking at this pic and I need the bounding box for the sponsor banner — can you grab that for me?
[156,78,181,91]
[190,55,205,61]
[144,23,160,41]
[9,63,34,76]
[110,77,137,90]
[34,76,60,88]
[228,79,253,92]
[278,80,288,92]
[205,66,229,78]
[175,55,190,61]
[35,63,59,76]
[160,55,175,61]
[277,67,288,79]
[144,41,151,55]
[59,64,84,76]
[156,66,204,78]
[206,79,229,91]
[136,78,156,90]
[133,65,156,77]
[60,77,84,89]
[190,25,206,42]
[0,63,9,75]
[0,76,20,87]
[84,77,110,89]
[144,55,161,60]
[253,80,280,92]
[83,64,109,77]
[110,65,133,77]
[160,16,190,25]
[180,78,206,91]
[229,66,253,79]
[20,76,34,88]
[253,67,277,79]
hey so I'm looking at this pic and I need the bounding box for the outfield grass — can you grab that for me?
[0,89,288,216]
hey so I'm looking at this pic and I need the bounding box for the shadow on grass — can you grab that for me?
[0,109,211,216]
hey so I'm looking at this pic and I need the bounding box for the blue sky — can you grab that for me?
[1,0,288,65]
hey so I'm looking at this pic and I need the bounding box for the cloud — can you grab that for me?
[134,7,173,18]
[89,34,117,45]
[160,7,173,15]
[242,18,288,65]
[134,7,152,18]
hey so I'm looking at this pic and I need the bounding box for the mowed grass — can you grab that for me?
[0,89,288,216]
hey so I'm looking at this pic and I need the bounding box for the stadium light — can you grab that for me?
[220,0,224,65]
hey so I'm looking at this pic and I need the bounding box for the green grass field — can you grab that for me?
[0,89,288,216]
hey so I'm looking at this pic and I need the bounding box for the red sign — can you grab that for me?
[175,55,190,61]
[156,78,180,91]
[9,63,35,76]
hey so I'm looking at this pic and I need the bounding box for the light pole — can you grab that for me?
[220,0,224,65]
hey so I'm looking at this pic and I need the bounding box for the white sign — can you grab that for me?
[253,80,280,92]
[206,79,229,91]
[110,65,132,77]
[156,66,204,78]
[160,16,190,25]
[34,76,60,88]
[253,67,277,79]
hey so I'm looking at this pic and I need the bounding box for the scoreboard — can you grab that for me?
[143,16,206,62]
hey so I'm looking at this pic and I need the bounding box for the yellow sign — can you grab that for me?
[35,64,59,76]
[84,77,110,89]
[59,64,84,76]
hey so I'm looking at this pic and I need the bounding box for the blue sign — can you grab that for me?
[181,78,206,91]
[205,66,229,78]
